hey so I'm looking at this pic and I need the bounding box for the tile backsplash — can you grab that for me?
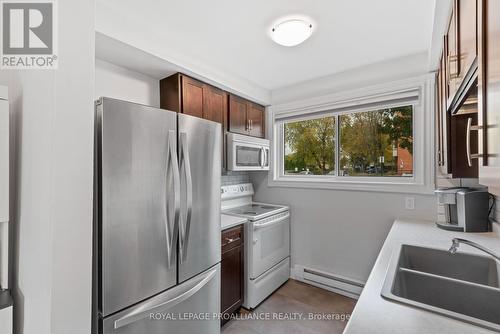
[221,171,250,186]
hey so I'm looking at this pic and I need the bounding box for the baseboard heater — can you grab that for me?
[294,266,365,299]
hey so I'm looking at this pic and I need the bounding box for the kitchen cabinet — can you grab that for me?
[181,76,204,118]
[446,2,459,104]
[247,103,265,138]
[444,0,478,109]
[477,0,500,193]
[160,73,227,124]
[160,73,228,169]
[221,225,244,325]
[228,94,248,136]
[203,85,226,124]
[436,0,480,179]
[437,39,453,176]
[229,94,265,138]
[436,59,446,172]
[457,0,478,88]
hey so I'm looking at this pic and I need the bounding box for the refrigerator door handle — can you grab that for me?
[165,130,180,268]
[179,132,193,263]
[113,267,218,330]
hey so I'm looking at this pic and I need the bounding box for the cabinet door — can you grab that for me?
[203,85,226,124]
[202,85,228,170]
[450,113,478,178]
[229,94,248,135]
[478,0,500,192]
[447,3,460,104]
[458,0,477,85]
[441,43,453,174]
[437,69,444,168]
[221,245,243,316]
[181,76,204,118]
[247,102,265,138]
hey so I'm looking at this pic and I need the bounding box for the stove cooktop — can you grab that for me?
[222,203,288,220]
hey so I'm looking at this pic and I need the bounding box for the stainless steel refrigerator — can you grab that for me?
[93,97,221,334]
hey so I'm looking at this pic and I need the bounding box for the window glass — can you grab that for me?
[283,117,336,175]
[339,106,413,177]
[281,105,413,178]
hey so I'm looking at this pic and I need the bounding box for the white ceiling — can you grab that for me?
[96,0,435,91]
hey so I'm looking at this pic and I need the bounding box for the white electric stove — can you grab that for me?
[221,183,290,309]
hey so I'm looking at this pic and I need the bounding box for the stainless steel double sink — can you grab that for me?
[382,244,500,332]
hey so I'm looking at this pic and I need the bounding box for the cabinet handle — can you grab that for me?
[466,118,483,167]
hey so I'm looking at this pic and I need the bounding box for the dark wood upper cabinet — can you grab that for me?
[160,73,228,169]
[181,76,204,118]
[447,2,459,104]
[436,0,480,179]
[248,102,265,138]
[457,0,478,86]
[228,94,248,135]
[229,94,265,138]
[160,73,226,125]
[203,85,227,124]
[477,0,500,192]
[221,225,244,325]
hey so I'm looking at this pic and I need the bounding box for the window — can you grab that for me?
[284,117,336,175]
[269,76,435,194]
[339,106,413,177]
[284,106,413,177]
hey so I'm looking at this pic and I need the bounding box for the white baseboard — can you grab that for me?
[291,265,364,300]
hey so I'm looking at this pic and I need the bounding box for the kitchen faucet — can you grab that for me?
[449,238,500,262]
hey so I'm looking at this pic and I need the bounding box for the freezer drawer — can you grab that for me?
[101,264,220,334]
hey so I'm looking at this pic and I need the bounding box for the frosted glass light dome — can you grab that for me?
[271,19,313,47]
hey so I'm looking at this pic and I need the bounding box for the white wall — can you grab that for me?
[251,172,437,282]
[255,58,437,283]
[271,52,428,105]
[0,1,95,333]
[95,59,160,107]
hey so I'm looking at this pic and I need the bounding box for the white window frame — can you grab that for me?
[267,74,436,194]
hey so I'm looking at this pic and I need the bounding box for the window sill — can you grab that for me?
[267,175,435,195]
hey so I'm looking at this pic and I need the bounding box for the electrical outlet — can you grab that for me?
[405,197,415,210]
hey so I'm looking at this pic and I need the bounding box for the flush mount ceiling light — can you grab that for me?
[270,18,313,47]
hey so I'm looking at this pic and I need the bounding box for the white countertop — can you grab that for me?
[221,214,247,231]
[344,219,500,334]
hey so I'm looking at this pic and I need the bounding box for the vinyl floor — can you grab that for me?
[221,279,356,334]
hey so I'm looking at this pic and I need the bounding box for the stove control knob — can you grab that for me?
[240,186,244,191]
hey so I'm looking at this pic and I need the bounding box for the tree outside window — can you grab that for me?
[283,106,413,177]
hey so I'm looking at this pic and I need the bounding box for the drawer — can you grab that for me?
[221,225,243,253]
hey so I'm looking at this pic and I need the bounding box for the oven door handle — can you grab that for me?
[253,213,290,230]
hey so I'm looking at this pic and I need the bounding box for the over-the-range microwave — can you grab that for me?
[227,133,270,171]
